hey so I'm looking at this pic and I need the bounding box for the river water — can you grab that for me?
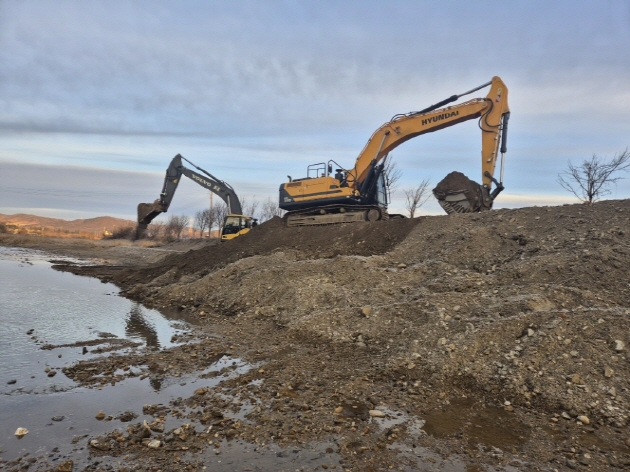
[0,247,210,464]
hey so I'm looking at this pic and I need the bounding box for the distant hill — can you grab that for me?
[0,213,136,237]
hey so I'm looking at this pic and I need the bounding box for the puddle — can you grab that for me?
[422,398,530,451]
[343,402,524,471]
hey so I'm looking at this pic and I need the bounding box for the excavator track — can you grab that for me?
[284,205,387,227]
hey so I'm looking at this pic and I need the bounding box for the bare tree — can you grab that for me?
[148,221,165,240]
[193,209,211,237]
[165,214,190,240]
[403,178,432,218]
[241,196,260,220]
[383,156,402,197]
[259,197,284,222]
[214,203,229,234]
[557,149,630,204]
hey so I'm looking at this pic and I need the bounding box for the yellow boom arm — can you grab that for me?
[349,76,509,190]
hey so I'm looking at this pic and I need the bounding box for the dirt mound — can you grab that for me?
[96,216,422,288]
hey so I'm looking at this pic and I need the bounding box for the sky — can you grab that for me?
[2,0,630,222]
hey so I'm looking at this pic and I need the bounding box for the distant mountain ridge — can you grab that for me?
[0,213,136,234]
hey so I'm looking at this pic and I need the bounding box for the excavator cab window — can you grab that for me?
[223,215,248,235]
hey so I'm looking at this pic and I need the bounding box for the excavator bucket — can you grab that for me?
[137,200,164,229]
[433,171,491,215]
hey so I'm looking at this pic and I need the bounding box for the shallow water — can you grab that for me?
[0,248,202,459]
[0,247,193,395]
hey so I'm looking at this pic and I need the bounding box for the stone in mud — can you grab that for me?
[577,415,590,425]
[146,439,161,449]
[95,411,106,420]
[55,460,74,472]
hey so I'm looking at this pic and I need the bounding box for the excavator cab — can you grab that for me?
[221,215,256,241]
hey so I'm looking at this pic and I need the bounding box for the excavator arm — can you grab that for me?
[137,154,243,229]
[349,76,509,192]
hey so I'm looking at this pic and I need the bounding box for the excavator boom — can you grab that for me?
[351,76,509,190]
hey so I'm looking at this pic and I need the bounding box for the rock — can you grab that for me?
[570,374,581,384]
[561,412,571,420]
[360,306,372,317]
[614,340,625,351]
[95,411,106,420]
[52,416,64,422]
[527,328,535,337]
[89,439,111,451]
[369,410,386,418]
[148,420,165,433]
[566,458,578,469]
[146,439,161,449]
[577,415,590,425]
[7,379,17,385]
[55,460,74,472]
[397,263,407,269]
[14,427,29,437]
[604,366,614,378]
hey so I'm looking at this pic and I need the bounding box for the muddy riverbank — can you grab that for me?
[3,200,630,471]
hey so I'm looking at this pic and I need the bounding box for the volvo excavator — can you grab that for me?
[279,76,510,226]
[137,154,256,241]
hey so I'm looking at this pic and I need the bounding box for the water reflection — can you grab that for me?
[125,303,160,348]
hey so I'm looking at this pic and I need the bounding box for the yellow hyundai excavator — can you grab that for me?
[279,76,510,226]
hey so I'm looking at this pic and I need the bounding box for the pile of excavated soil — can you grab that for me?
[47,200,630,471]
[71,216,423,288]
